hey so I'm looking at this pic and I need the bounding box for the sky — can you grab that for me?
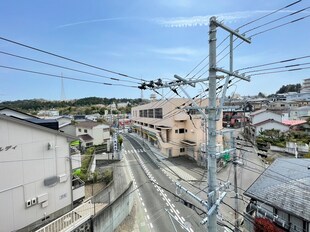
[0,0,309,101]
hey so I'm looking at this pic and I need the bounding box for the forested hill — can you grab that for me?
[0,97,144,112]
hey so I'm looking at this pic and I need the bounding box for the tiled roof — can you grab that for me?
[244,158,310,221]
[76,121,100,128]
[282,120,307,126]
[253,119,288,127]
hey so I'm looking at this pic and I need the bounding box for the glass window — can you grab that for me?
[155,108,163,118]
[143,110,147,117]
[148,109,154,118]
[78,128,81,132]
[180,148,185,153]
[179,128,185,134]
[84,129,87,133]
[139,110,143,117]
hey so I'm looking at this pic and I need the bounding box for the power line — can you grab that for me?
[0,36,145,82]
[250,14,310,37]
[239,0,303,30]
[243,61,310,74]
[244,6,310,34]
[249,65,310,76]
[0,65,138,88]
[237,55,310,71]
[0,50,139,84]
[187,0,303,80]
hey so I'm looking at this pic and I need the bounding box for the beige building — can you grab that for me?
[131,98,223,164]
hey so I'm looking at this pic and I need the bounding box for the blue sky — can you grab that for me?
[0,0,309,101]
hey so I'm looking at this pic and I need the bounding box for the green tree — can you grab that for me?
[117,135,123,147]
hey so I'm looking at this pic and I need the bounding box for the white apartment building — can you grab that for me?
[0,114,83,232]
[131,98,223,162]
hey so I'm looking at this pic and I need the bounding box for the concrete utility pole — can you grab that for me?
[207,16,218,232]
[140,16,251,232]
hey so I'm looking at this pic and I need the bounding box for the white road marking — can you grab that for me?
[147,215,150,220]
[150,223,153,228]
[144,208,147,213]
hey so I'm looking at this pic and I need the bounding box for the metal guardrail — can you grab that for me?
[35,200,93,232]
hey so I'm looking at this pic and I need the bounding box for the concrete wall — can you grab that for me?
[93,182,133,232]
[0,118,72,232]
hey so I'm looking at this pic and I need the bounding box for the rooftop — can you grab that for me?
[244,158,310,221]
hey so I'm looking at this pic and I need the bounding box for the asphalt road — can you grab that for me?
[123,135,207,232]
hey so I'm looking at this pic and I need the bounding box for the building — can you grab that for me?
[76,121,110,148]
[37,110,59,117]
[60,120,111,150]
[244,158,310,232]
[0,106,37,119]
[0,113,84,232]
[289,106,310,120]
[131,98,223,163]
[245,109,289,142]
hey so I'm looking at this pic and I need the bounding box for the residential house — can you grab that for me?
[131,98,223,164]
[289,106,310,120]
[244,158,310,232]
[0,114,84,232]
[37,110,59,117]
[245,109,289,142]
[75,121,110,149]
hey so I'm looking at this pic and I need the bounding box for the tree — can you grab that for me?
[117,135,123,147]
[257,92,266,98]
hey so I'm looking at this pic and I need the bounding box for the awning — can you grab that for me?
[181,140,196,146]
[156,126,171,130]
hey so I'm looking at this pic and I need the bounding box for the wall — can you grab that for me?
[255,122,289,136]
[0,118,72,232]
[60,124,76,137]
[93,182,133,232]
[252,111,282,125]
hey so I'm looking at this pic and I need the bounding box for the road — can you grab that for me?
[122,134,207,232]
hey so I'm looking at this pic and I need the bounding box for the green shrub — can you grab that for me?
[102,169,113,184]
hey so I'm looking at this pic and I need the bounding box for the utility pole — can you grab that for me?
[139,16,251,232]
[207,16,218,232]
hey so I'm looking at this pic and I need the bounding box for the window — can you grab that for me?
[139,110,143,117]
[175,130,178,133]
[180,148,185,153]
[155,108,163,118]
[86,142,93,147]
[84,129,88,133]
[148,109,154,118]
[178,128,187,134]
[143,110,147,117]
[78,128,81,132]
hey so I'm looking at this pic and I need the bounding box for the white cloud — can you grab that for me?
[149,47,201,56]
[57,17,126,28]
[154,10,304,28]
